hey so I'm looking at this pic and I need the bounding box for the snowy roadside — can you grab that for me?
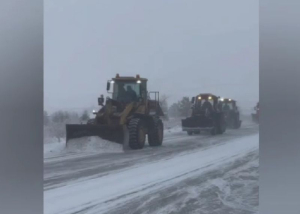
[107,151,259,214]
[44,137,124,160]
[43,120,182,160]
[44,134,259,214]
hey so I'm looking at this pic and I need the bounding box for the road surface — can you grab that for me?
[44,119,259,214]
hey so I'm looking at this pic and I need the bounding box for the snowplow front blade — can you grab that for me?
[182,116,211,128]
[66,124,124,146]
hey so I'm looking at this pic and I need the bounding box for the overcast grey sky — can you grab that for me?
[44,0,258,113]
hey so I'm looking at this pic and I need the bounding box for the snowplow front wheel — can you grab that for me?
[211,128,217,135]
[128,118,146,150]
[211,122,218,135]
[217,123,226,134]
[216,117,226,134]
[187,131,193,135]
[148,118,164,147]
[234,120,241,129]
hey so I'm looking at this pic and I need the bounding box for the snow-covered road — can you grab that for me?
[44,120,259,214]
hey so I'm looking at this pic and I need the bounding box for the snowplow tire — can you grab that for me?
[128,118,146,150]
[211,127,217,135]
[216,118,226,134]
[234,120,241,129]
[187,131,193,136]
[148,118,164,147]
[217,124,224,134]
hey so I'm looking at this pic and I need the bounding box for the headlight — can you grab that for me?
[137,80,141,84]
[198,96,202,100]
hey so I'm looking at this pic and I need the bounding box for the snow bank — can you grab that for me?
[44,136,123,160]
[44,118,182,159]
[66,137,123,154]
[164,125,182,135]
[43,126,182,159]
[44,139,65,158]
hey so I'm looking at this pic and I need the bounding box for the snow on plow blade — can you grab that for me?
[66,124,124,146]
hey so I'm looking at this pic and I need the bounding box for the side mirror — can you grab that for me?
[106,81,111,91]
[191,97,195,103]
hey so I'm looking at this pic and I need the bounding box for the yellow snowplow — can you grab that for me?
[66,74,164,150]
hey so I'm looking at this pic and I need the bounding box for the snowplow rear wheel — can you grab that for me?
[187,131,193,135]
[211,127,217,135]
[234,120,241,129]
[148,118,163,147]
[217,123,226,134]
[128,118,146,150]
[216,116,226,134]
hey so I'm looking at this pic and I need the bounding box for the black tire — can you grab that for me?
[194,130,200,135]
[148,118,164,147]
[211,126,217,135]
[234,119,241,129]
[128,118,146,150]
[217,122,226,134]
[237,121,242,129]
[216,115,226,134]
[187,131,193,136]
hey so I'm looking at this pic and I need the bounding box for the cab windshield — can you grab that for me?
[222,102,233,110]
[112,81,145,103]
[196,98,213,106]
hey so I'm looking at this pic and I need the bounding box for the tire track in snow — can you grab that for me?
[44,134,259,214]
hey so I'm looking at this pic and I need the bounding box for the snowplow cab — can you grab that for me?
[190,94,219,116]
[66,74,164,150]
[182,93,226,135]
[219,98,242,129]
[106,74,148,103]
